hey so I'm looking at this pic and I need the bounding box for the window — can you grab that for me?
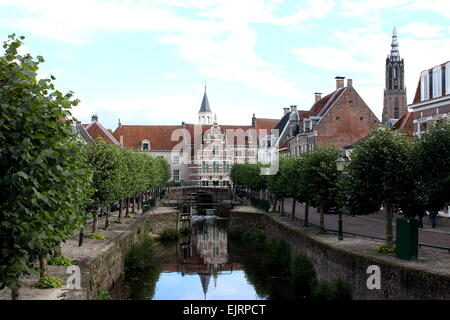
[173,156,179,165]
[141,140,150,151]
[394,97,399,119]
[360,116,364,121]
[173,170,179,182]
[421,71,429,101]
[446,62,450,95]
[432,66,442,98]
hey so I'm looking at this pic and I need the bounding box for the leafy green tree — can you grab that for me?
[340,128,415,247]
[300,147,339,233]
[0,34,91,299]
[84,141,123,231]
[412,121,450,213]
[267,157,290,214]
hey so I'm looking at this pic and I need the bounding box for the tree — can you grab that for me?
[84,140,122,231]
[340,128,415,247]
[412,120,450,213]
[300,147,339,233]
[267,157,290,214]
[0,34,91,299]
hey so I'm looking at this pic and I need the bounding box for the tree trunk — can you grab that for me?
[104,204,110,229]
[92,209,98,233]
[118,199,123,220]
[272,198,278,212]
[281,198,285,216]
[141,194,145,214]
[126,197,129,217]
[291,199,296,220]
[386,205,394,248]
[53,244,62,257]
[11,281,20,300]
[39,256,47,278]
[304,201,309,227]
[132,197,135,213]
[319,207,325,233]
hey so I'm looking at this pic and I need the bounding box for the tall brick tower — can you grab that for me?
[382,28,407,125]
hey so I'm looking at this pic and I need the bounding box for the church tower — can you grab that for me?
[382,28,407,125]
[198,85,213,125]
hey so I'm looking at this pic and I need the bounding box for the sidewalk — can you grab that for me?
[281,198,450,249]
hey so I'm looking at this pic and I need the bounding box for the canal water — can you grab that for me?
[111,215,350,300]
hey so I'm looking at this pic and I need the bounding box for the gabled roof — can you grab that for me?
[85,121,120,146]
[392,111,413,137]
[75,123,94,143]
[309,88,346,117]
[199,91,212,113]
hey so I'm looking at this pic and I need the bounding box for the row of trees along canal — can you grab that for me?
[230,122,450,249]
[0,35,171,299]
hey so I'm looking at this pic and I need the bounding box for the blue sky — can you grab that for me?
[0,0,449,130]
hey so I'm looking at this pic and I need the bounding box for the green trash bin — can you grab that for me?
[395,218,418,260]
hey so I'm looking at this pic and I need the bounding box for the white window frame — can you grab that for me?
[172,155,179,165]
[446,62,450,95]
[141,140,150,151]
[421,70,429,101]
[173,169,180,182]
[432,66,442,98]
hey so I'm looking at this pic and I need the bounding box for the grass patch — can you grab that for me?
[113,219,124,224]
[96,289,112,300]
[48,255,73,266]
[88,232,105,240]
[34,276,64,289]
[179,226,191,235]
[159,228,179,241]
[377,245,396,256]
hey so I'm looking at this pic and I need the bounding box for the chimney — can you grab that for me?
[347,79,353,88]
[283,107,290,115]
[335,76,345,89]
[118,118,122,128]
[314,93,322,102]
[181,121,186,128]
[252,113,256,128]
[290,105,297,112]
[91,114,98,122]
[120,135,123,147]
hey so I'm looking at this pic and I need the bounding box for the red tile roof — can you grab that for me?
[85,122,120,145]
[113,117,279,151]
[392,111,414,137]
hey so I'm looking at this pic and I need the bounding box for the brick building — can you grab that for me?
[282,77,380,157]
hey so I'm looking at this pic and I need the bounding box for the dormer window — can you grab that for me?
[432,66,442,98]
[142,140,150,151]
[421,70,429,101]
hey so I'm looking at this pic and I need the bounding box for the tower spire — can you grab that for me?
[390,27,400,62]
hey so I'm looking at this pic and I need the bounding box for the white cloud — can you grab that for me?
[399,22,447,38]
[292,26,450,119]
[0,0,335,99]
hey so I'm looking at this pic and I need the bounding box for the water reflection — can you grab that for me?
[157,217,263,300]
[114,216,351,300]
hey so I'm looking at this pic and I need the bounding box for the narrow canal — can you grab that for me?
[111,214,351,300]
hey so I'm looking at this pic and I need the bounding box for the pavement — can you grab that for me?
[280,198,450,249]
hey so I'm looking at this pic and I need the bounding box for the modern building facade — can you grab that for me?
[409,61,450,137]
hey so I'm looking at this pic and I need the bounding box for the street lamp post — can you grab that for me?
[335,149,349,241]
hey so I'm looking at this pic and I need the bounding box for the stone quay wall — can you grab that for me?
[75,210,178,300]
[229,210,450,300]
